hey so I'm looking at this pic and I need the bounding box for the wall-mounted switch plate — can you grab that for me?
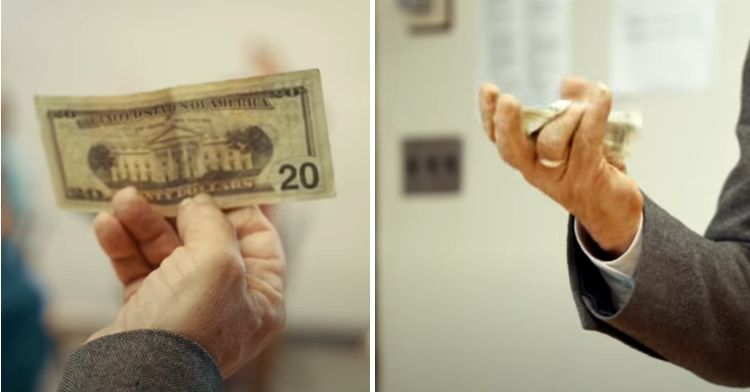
[403,136,461,194]
[398,0,453,34]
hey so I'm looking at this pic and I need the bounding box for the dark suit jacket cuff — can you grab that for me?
[566,193,663,359]
[58,329,223,392]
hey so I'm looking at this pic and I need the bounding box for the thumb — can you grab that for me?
[176,194,240,267]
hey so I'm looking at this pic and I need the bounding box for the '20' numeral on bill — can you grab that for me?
[279,162,320,190]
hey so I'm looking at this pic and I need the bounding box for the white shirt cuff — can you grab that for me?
[573,214,644,311]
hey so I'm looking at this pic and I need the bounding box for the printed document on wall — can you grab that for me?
[479,0,569,106]
[612,0,716,93]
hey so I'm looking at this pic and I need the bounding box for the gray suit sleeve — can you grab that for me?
[57,330,223,392]
[567,99,750,387]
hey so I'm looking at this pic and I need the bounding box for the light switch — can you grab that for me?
[398,0,452,33]
[403,137,461,194]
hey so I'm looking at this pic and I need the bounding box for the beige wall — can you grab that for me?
[2,0,369,333]
[377,0,749,390]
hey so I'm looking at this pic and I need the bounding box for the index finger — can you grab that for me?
[494,93,535,170]
[226,206,281,261]
[478,83,500,142]
[93,211,151,286]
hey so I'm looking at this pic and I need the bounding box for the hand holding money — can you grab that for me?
[522,99,640,166]
[478,77,643,256]
[91,188,285,378]
[36,69,335,216]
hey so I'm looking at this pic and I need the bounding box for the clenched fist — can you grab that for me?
[479,77,643,256]
[91,187,286,377]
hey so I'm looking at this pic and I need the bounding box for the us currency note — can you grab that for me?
[523,99,641,161]
[35,69,335,215]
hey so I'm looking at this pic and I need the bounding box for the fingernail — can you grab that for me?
[194,193,213,203]
[92,211,112,228]
[180,197,193,206]
[121,186,138,195]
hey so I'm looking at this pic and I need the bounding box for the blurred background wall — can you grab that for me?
[377,0,749,391]
[2,0,369,390]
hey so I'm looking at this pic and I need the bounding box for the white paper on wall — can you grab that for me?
[479,0,569,106]
[612,0,716,94]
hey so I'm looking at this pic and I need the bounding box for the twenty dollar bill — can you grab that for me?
[36,69,335,215]
[523,99,641,161]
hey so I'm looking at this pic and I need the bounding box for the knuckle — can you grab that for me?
[496,137,508,156]
[264,272,285,295]
[493,128,508,154]
[556,190,573,211]
[588,165,609,188]
[167,246,198,274]
[479,106,489,123]
[169,245,190,261]
[492,110,503,128]
[250,284,286,335]
[568,176,588,200]
[576,130,595,148]
[497,142,517,167]
[203,246,244,279]
[265,305,286,335]
[267,290,286,331]
[520,169,537,185]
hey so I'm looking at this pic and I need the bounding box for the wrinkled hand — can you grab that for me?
[478,77,643,256]
[91,187,286,377]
